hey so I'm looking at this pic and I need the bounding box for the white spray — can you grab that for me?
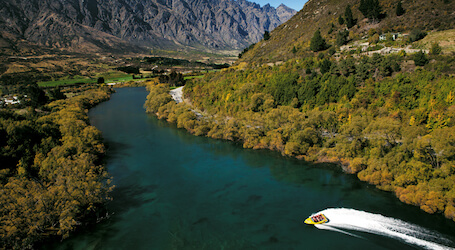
[311,208,454,250]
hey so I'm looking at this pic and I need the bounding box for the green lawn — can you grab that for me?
[38,72,133,87]
[38,78,96,87]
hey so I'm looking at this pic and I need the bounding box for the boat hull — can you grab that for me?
[304,214,329,225]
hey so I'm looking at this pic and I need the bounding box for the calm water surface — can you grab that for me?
[48,87,455,249]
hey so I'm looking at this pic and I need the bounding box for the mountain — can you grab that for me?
[0,0,296,55]
[239,0,455,63]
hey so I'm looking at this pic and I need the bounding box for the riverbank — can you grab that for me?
[0,87,114,249]
[145,80,455,223]
[52,87,455,249]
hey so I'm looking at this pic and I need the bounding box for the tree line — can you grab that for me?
[0,87,113,249]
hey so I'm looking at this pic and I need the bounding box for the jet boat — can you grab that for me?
[304,213,329,225]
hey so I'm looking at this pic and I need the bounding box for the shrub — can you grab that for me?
[414,50,429,66]
[430,42,442,55]
[408,29,427,43]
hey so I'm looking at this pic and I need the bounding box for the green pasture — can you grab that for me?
[38,72,133,87]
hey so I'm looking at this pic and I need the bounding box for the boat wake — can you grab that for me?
[312,208,454,250]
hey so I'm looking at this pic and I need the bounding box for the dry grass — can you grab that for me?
[415,29,455,53]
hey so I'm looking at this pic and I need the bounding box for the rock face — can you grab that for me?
[0,0,296,54]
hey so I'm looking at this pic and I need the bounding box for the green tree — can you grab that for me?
[21,83,48,108]
[310,30,327,52]
[414,50,429,66]
[345,5,355,28]
[263,31,271,41]
[408,29,427,43]
[359,0,382,22]
[336,30,349,46]
[338,16,345,25]
[320,59,332,74]
[48,87,66,101]
[430,42,442,55]
[292,46,297,54]
[396,1,405,16]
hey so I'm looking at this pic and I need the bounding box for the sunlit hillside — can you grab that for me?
[239,0,455,63]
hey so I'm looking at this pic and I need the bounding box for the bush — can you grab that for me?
[336,30,350,46]
[408,29,427,43]
[430,42,442,55]
[414,51,429,66]
[320,59,332,74]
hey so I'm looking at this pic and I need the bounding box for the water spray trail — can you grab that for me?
[311,208,454,250]
[315,224,362,239]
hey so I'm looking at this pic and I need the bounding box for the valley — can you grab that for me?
[2,0,455,248]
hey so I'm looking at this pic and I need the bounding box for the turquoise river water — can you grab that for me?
[47,87,455,249]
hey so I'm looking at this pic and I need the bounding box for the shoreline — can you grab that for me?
[145,82,455,223]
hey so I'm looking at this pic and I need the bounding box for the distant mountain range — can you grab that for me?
[0,0,296,55]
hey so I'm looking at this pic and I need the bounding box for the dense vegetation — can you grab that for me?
[145,51,455,222]
[0,87,113,249]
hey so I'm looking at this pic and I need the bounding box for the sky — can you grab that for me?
[252,0,307,11]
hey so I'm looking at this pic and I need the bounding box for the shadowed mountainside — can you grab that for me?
[0,0,296,55]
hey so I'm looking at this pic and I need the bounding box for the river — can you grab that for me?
[46,87,455,249]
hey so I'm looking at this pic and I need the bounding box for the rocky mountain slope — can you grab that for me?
[0,0,296,55]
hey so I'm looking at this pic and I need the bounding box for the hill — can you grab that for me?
[239,0,455,63]
[0,0,296,55]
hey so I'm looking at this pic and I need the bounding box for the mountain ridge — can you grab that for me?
[0,0,296,55]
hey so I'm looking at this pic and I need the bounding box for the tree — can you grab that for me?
[408,29,427,43]
[292,46,297,54]
[430,42,442,55]
[21,83,48,108]
[414,50,429,66]
[396,1,405,16]
[320,59,332,74]
[97,77,105,84]
[345,5,355,29]
[338,16,345,25]
[336,30,350,46]
[48,87,66,101]
[310,30,327,52]
[359,0,382,22]
[263,31,271,41]
[116,66,140,74]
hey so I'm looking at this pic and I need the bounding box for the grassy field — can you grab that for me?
[38,78,96,87]
[414,29,455,53]
[38,72,133,87]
